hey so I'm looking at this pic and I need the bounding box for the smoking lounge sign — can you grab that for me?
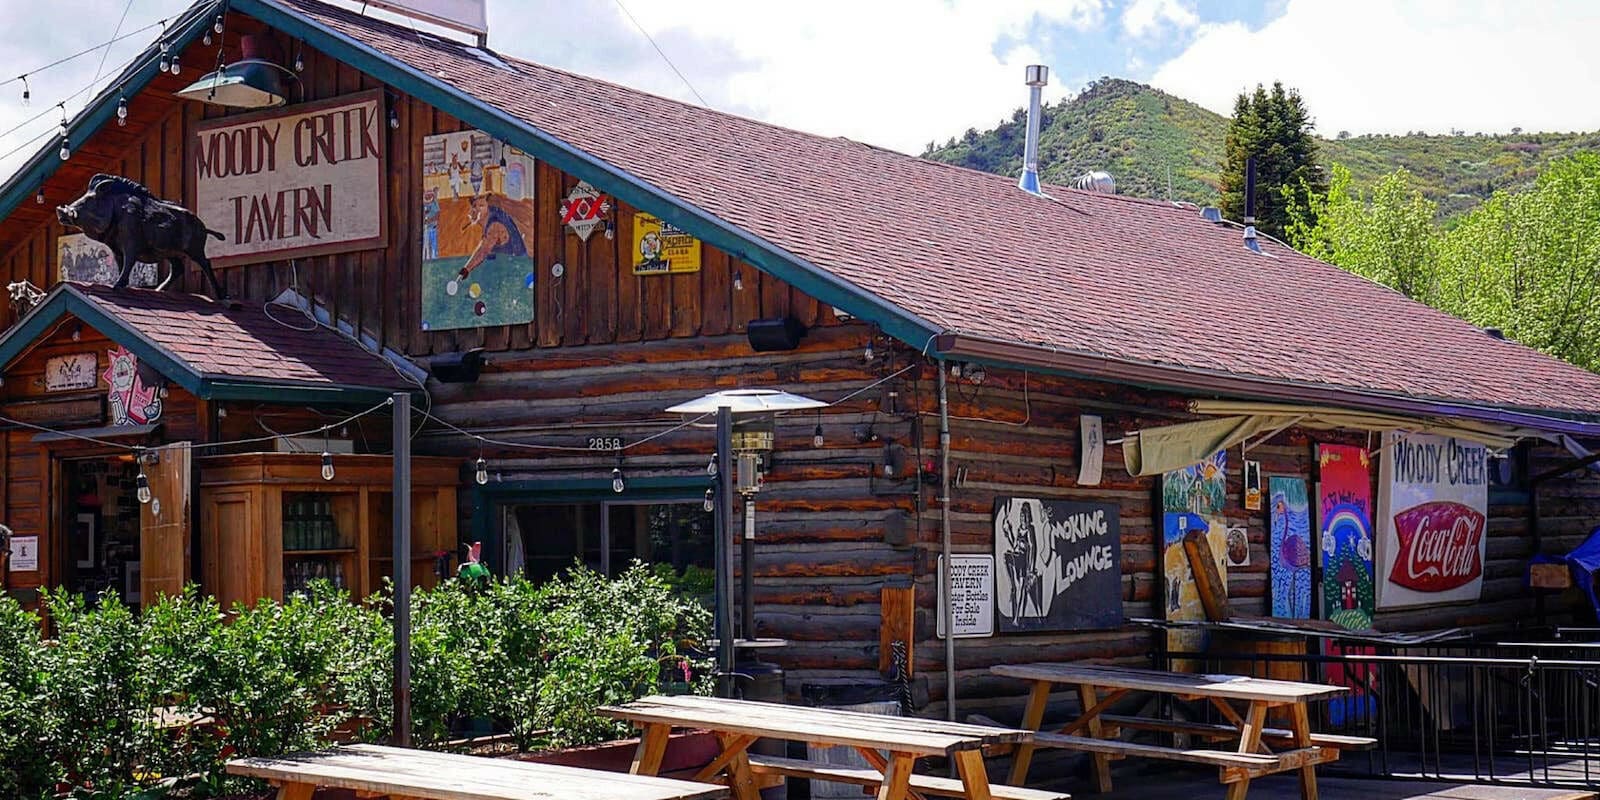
[1376,431,1489,608]
[190,90,387,266]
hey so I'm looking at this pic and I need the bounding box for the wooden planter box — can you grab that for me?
[508,729,720,780]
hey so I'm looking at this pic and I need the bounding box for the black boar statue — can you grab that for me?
[57,174,228,300]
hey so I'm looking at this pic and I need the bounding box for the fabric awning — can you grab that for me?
[1120,399,1547,477]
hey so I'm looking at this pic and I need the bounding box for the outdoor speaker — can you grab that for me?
[747,317,806,352]
[429,348,486,383]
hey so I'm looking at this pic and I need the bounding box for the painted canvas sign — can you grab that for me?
[420,129,536,331]
[1317,444,1375,629]
[994,498,1122,633]
[45,353,98,392]
[1376,432,1489,608]
[1161,450,1228,664]
[103,345,163,426]
[632,212,701,274]
[1269,476,1313,619]
[560,181,613,241]
[190,90,386,266]
[57,233,157,288]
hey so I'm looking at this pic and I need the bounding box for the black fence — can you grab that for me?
[1164,641,1600,788]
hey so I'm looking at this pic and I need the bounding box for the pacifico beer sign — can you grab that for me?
[1376,432,1490,608]
[189,90,387,266]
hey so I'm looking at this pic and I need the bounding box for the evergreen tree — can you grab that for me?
[1220,82,1326,239]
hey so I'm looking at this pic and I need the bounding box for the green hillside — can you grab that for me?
[923,77,1600,218]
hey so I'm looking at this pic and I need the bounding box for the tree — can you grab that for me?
[1220,82,1326,239]
[1285,164,1438,303]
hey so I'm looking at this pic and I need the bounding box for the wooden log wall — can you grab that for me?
[917,362,1600,723]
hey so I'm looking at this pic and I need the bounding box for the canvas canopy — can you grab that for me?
[1120,399,1545,477]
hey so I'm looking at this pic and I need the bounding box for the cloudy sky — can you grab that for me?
[2,0,1599,180]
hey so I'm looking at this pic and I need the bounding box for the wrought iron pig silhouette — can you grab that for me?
[56,174,228,300]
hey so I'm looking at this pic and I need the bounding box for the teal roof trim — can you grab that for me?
[232,0,943,351]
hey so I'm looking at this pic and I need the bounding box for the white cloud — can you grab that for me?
[1149,0,1600,137]
[1120,0,1198,39]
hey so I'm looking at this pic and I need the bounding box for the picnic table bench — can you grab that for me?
[982,663,1375,800]
[225,742,727,800]
[600,694,1065,800]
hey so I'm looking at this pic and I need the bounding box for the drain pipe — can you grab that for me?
[938,360,957,721]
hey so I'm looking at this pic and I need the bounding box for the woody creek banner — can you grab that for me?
[1376,431,1490,609]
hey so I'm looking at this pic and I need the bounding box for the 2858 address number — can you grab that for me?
[586,436,624,451]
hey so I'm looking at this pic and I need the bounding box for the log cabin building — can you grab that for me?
[1,0,1599,728]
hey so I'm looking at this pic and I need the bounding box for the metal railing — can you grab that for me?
[1163,642,1600,788]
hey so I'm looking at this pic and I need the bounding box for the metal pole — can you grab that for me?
[742,496,756,641]
[938,363,957,721]
[715,406,736,697]
[391,391,413,746]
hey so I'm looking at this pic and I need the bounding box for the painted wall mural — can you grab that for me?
[104,345,163,426]
[994,498,1122,633]
[1161,450,1229,665]
[419,129,536,331]
[1376,432,1489,608]
[1269,476,1313,619]
[1316,442,1376,727]
[57,233,158,288]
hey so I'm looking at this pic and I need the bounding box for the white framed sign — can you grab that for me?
[10,536,39,571]
[937,554,994,638]
[45,353,97,392]
[1376,432,1489,608]
[191,90,387,266]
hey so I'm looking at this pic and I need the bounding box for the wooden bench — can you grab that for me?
[992,662,1358,800]
[746,754,1068,800]
[226,742,728,800]
[602,695,1035,800]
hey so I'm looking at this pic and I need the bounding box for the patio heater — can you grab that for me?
[666,389,825,698]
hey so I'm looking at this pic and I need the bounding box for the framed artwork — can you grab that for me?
[74,512,96,569]
[994,498,1122,633]
[1269,476,1313,619]
[1160,450,1229,666]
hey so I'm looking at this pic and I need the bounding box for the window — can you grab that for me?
[504,499,712,585]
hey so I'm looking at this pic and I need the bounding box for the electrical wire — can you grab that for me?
[0,396,395,455]
[2,15,175,90]
[91,0,139,95]
[413,406,713,454]
[612,0,709,108]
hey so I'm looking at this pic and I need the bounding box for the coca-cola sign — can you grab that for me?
[1376,432,1490,608]
[1388,501,1484,593]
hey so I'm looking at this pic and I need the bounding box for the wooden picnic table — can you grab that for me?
[600,694,1066,800]
[226,742,728,800]
[983,663,1375,800]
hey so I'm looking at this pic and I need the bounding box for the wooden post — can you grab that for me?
[879,585,915,677]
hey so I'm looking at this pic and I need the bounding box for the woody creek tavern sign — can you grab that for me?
[190,90,387,266]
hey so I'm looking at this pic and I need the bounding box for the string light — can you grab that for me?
[863,341,875,363]
[703,487,715,513]
[388,106,399,129]
[611,462,626,493]
[34,186,44,205]
[732,271,744,291]
[158,42,170,74]
[213,13,224,34]
[169,53,181,76]
[20,76,29,107]
[135,465,152,504]
[293,43,304,73]
[474,457,489,485]
[706,455,717,476]
[116,93,128,127]
[813,422,824,448]
[58,137,70,162]
[320,450,335,481]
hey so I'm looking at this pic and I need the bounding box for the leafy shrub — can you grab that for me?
[0,561,710,798]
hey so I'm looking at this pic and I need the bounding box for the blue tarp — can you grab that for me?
[1532,524,1600,618]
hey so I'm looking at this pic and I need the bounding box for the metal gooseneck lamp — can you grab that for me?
[665,389,824,696]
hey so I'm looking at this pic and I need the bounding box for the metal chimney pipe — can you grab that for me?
[1244,155,1257,225]
[1017,65,1049,194]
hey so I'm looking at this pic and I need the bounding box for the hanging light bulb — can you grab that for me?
[59,138,70,161]
[158,43,170,73]
[611,466,626,493]
[203,31,212,46]
[863,341,875,363]
[21,76,30,107]
[732,271,744,291]
[116,95,128,126]
[706,456,717,476]
[321,451,335,481]
[135,468,152,504]
[293,49,304,72]
[474,457,489,485]
[34,186,44,205]
[214,13,225,34]
[703,488,715,513]
[813,423,825,448]
[388,106,400,129]
[169,55,181,75]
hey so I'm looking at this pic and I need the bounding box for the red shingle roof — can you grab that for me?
[285,0,1600,420]
[72,283,412,391]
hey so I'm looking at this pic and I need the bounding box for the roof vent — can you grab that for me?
[1484,327,1506,340]
[1017,65,1049,195]
[1243,225,1261,254]
[1199,206,1223,223]
[1072,171,1115,193]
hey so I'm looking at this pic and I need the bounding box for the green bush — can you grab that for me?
[0,561,710,798]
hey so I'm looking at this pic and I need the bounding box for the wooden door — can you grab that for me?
[139,446,191,606]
